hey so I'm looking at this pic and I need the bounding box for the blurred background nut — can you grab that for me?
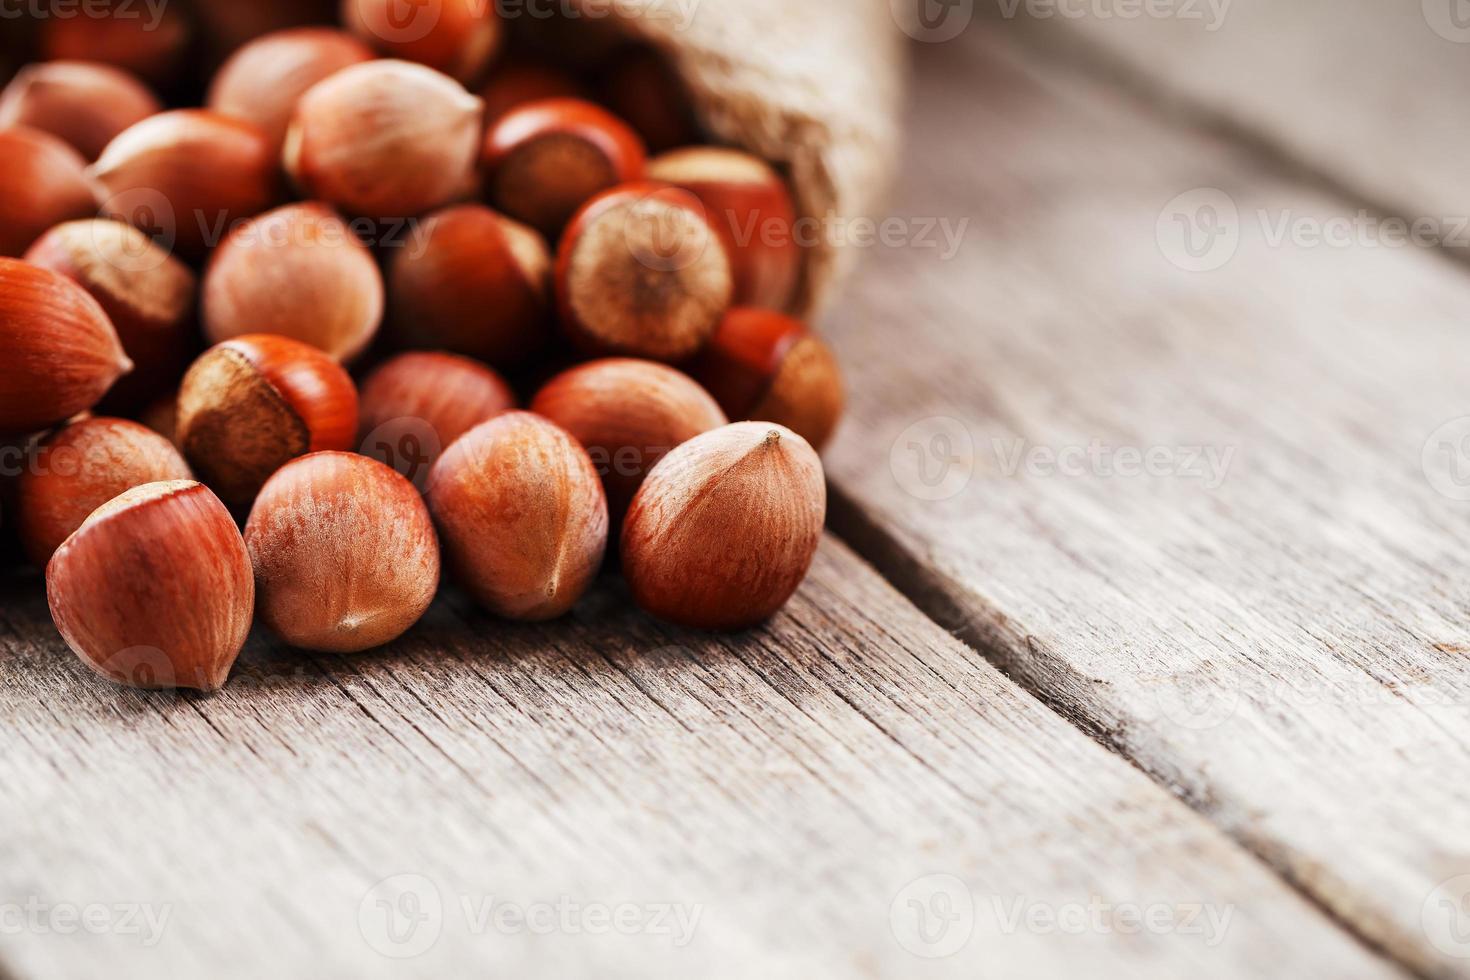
[206,28,374,157]
[245,452,440,653]
[556,183,732,362]
[358,352,517,483]
[90,110,279,259]
[479,58,585,125]
[16,416,192,566]
[386,204,551,369]
[598,45,699,155]
[482,98,647,239]
[192,0,340,55]
[343,0,503,84]
[176,334,358,508]
[25,219,198,415]
[285,59,484,221]
[689,309,844,452]
[0,61,162,161]
[37,0,193,87]
[0,127,100,258]
[0,258,132,435]
[203,202,384,362]
[427,412,607,622]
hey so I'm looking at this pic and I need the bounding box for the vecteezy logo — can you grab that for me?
[890,416,975,501]
[1156,188,1240,272]
[358,874,443,958]
[889,874,974,958]
[1423,417,1470,501]
[358,0,442,44]
[1153,677,1240,731]
[361,417,443,492]
[1422,875,1470,957]
[97,187,177,264]
[891,0,975,42]
[1423,0,1470,42]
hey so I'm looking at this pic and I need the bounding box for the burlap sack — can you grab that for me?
[576,0,908,316]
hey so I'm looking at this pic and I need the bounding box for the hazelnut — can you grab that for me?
[47,480,254,691]
[427,412,607,621]
[479,58,585,124]
[359,352,517,485]
[38,2,192,86]
[689,309,844,451]
[203,203,384,362]
[621,422,826,631]
[0,257,132,435]
[530,358,726,526]
[207,28,374,157]
[482,98,647,238]
[176,334,358,508]
[16,416,191,565]
[556,182,732,362]
[648,147,801,311]
[386,204,550,368]
[90,110,279,259]
[599,46,699,154]
[285,60,484,220]
[0,127,100,258]
[344,0,503,84]
[24,218,198,414]
[0,60,161,161]
[245,452,440,653]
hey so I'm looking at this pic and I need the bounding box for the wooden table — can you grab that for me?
[5,7,1470,978]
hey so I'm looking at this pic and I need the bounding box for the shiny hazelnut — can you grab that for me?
[689,309,844,451]
[386,204,550,368]
[0,61,161,161]
[480,58,585,124]
[344,0,502,84]
[621,422,826,631]
[285,60,484,220]
[203,203,383,361]
[426,412,607,621]
[245,452,440,652]
[556,182,731,362]
[38,3,192,86]
[24,218,197,413]
[599,45,699,154]
[90,110,279,259]
[16,416,191,565]
[176,334,358,508]
[0,127,100,258]
[482,98,646,238]
[207,28,374,156]
[0,257,132,434]
[359,352,517,485]
[46,480,254,692]
[530,358,726,526]
[648,147,801,311]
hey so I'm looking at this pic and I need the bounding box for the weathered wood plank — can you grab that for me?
[0,539,1390,978]
[821,24,1470,978]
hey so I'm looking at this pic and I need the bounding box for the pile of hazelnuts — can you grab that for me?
[0,2,844,693]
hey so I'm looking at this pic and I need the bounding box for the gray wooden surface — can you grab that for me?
[4,10,1468,980]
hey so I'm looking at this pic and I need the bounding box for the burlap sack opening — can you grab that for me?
[574,0,909,317]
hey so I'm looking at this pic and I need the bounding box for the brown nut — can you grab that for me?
[599,45,699,154]
[203,203,384,362]
[285,60,484,220]
[386,204,550,368]
[17,416,191,565]
[479,58,585,124]
[648,147,801,312]
[621,422,826,631]
[90,110,279,259]
[359,351,517,486]
[0,257,132,435]
[688,309,844,451]
[207,28,374,157]
[530,358,726,527]
[343,0,503,84]
[556,182,731,362]
[176,334,358,508]
[38,2,192,86]
[24,218,197,414]
[245,451,440,653]
[426,411,607,621]
[46,480,254,692]
[0,127,100,258]
[0,61,161,161]
[481,98,646,238]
